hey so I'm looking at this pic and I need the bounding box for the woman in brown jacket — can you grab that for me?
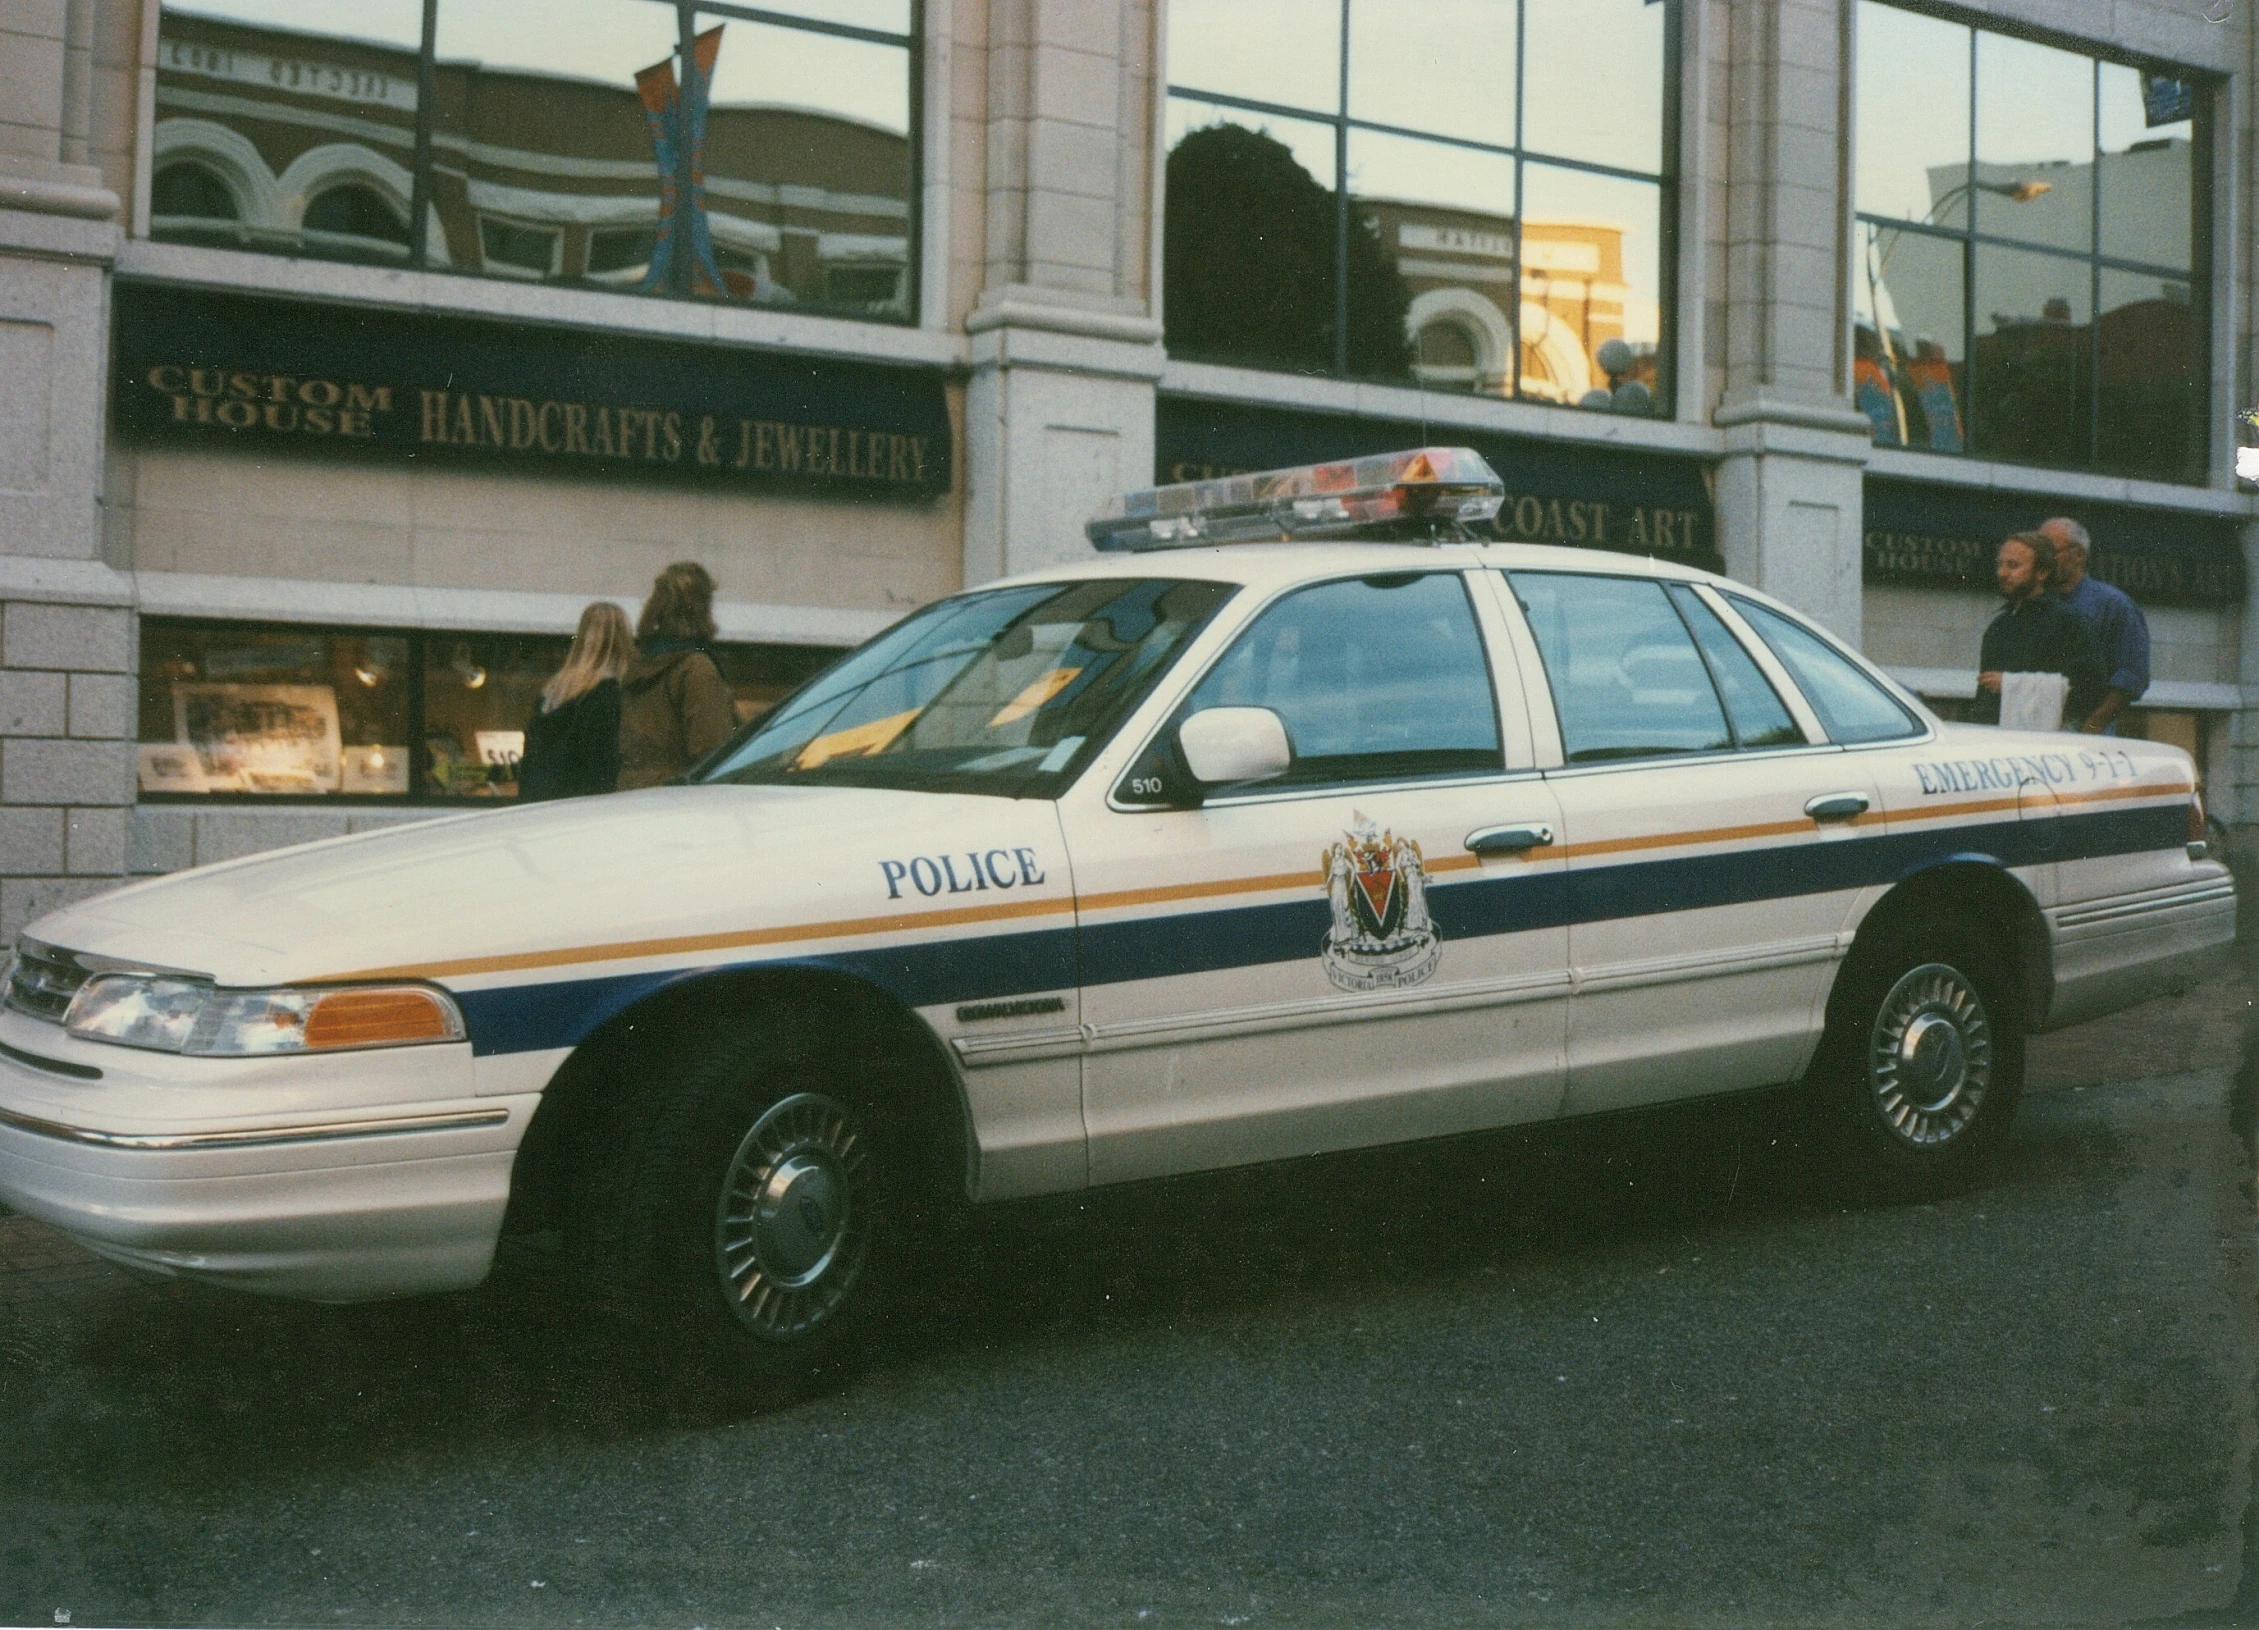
[618,562,739,790]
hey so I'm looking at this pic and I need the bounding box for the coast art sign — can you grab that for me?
[1155,397,1719,570]
[111,283,954,497]
[1863,477,2242,607]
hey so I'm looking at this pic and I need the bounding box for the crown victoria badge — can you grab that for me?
[1319,816,1441,992]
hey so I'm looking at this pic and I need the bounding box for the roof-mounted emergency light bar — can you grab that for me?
[1085,446,1506,552]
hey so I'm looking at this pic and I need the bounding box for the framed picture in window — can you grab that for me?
[170,683,343,795]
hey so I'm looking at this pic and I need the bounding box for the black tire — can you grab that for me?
[570,1012,918,1407]
[1815,917,2024,1196]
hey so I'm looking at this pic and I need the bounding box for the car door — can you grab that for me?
[1503,570,1884,1116]
[1059,565,1570,1186]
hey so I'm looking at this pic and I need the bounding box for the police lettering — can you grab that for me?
[880,847,1046,899]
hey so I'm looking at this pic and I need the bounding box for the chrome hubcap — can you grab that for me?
[1867,963,1991,1147]
[713,1092,871,1341]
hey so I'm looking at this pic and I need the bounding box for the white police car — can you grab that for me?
[0,449,2232,1392]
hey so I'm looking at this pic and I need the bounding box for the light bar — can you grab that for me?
[1086,447,1506,552]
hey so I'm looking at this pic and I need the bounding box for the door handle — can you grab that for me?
[1466,823,1555,855]
[1804,792,1870,822]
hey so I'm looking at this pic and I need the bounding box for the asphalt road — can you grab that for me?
[1,970,2255,1629]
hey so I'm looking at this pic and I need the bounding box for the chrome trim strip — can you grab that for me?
[0,1105,511,1150]
[1084,968,1574,1054]
[1571,934,1843,996]
[2056,881,2238,931]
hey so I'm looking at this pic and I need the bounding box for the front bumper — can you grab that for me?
[0,1009,533,1302]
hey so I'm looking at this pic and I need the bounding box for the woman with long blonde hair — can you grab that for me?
[519,601,632,800]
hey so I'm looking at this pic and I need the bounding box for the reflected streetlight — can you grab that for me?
[1862,176,2053,443]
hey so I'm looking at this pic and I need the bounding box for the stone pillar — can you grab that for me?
[0,0,133,937]
[1709,0,1871,640]
[961,0,1166,584]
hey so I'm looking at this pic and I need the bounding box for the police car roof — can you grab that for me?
[994,539,1727,594]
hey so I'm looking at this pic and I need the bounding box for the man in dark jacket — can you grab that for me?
[1974,530,2107,727]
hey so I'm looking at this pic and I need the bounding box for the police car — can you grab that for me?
[0,448,2232,1392]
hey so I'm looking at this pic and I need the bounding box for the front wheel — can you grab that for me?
[1820,924,2023,1194]
[574,1021,911,1406]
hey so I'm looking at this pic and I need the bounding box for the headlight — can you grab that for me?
[64,976,464,1056]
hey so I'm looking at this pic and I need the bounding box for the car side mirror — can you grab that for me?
[1176,707,1292,788]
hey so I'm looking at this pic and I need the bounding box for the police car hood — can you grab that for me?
[26,784,1067,988]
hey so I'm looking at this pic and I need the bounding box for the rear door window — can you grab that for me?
[1728,596,1922,744]
[1509,573,1733,762]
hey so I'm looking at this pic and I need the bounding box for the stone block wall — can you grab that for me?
[0,590,133,939]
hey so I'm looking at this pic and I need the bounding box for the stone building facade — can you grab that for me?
[0,0,2252,935]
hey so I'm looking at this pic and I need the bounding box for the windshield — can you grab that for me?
[695,577,1238,796]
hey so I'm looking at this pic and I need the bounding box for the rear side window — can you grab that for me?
[1182,571,1501,788]
[1666,585,1803,748]
[1728,597,1921,744]
[1511,573,1732,762]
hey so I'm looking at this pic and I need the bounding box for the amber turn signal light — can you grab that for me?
[303,987,463,1050]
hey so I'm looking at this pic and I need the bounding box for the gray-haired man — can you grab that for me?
[2038,517,2150,734]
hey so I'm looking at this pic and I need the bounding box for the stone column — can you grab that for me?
[1709,0,1872,640]
[0,0,134,938]
[961,0,1166,584]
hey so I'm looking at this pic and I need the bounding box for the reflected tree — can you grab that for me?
[1164,124,1411,379]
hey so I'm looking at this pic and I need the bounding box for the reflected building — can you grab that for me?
[1361,198,1651,407]
[151,9,910,316]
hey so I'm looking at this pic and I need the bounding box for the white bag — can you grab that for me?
[1999,670,2070,732]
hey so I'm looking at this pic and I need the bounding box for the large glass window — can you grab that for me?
[137,619,839,802]
[153,0,917,321]
[1854,3,2207,481]
[1164,0,1675,416]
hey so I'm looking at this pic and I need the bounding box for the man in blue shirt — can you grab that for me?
[2039,517,2151,734]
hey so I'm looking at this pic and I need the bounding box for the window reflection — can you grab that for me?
[1853,3,1969,228]
[1164,0,1671,412]
[1521,0,1665,174]
[2099,62,2192,271]
[1972,32,2092,253]
[1347,0,1514,149]
[1853,3,2207,478]
[1519,164,1662,411]
[1969,245,2091,468]
[1163,110,1349,375]
[2096,269,2199,481]
[1855,223,1964,451]
[1349,131,1512,390]
[152,0,916,320]
[427,2,677,291]
[1167,0,1342,114]
[153,2,424,264]
[697,14,913,315]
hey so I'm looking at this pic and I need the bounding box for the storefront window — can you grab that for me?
[152,0,918,322]
[1164,0,1676,415]
[1854,2,2207,481]
[137,620,840,802]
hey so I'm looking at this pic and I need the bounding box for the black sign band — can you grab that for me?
[111,283,954,497]
[1864,476,2244,607]
[1155,397,1718,569]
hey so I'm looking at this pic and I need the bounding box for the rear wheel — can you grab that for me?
[1820,921,2023,1194]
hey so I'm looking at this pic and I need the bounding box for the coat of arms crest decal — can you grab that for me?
[1319,815,1440,991]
